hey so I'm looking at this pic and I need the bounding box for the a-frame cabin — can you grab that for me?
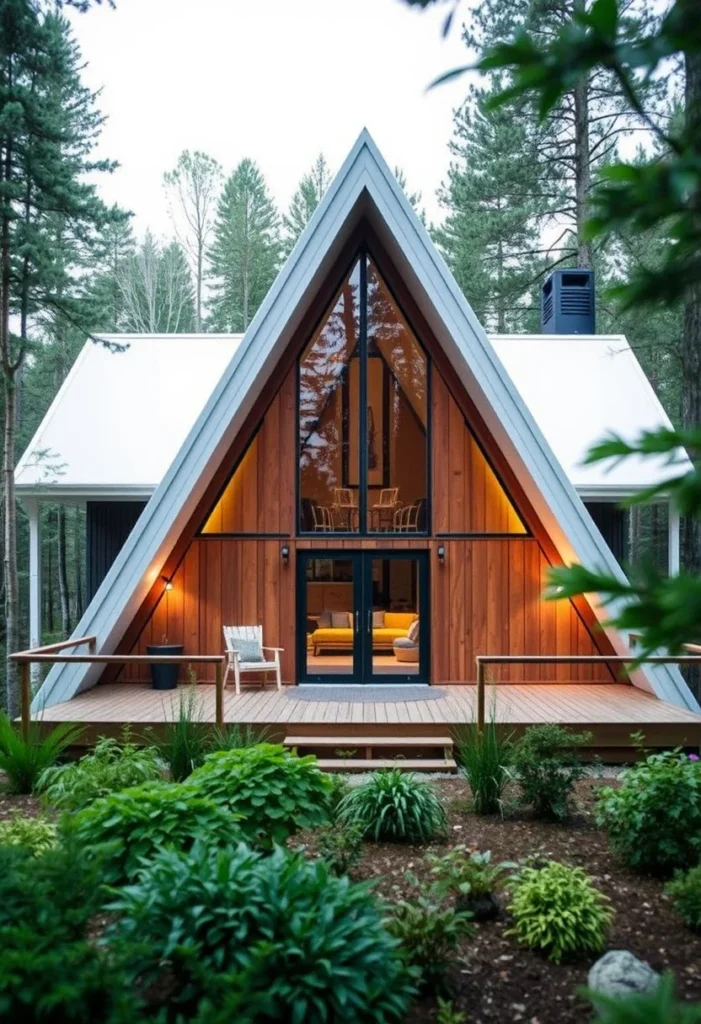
[33,132,701,757]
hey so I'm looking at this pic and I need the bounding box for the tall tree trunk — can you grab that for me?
[195,243,203,332]
[57,506,70,637]
[496,233,506,333]
[73,507,83,620]
[2,377,18,715]
[573,71,592,268]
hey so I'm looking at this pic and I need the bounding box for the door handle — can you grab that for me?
[355,611,359,634]
[367,609,372,632]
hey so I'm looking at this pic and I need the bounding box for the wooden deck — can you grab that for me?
[36,682,701,753]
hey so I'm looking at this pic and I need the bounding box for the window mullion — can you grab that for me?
[359,251,368,536]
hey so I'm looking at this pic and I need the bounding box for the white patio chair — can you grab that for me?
[222,625,283,696]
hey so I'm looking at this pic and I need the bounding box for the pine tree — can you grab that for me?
[0,3,118,712]
[394,166,426,224]
[282,153,332,256]
[163,149,222,331]
[435,79,545,331]
[208,159,281,331]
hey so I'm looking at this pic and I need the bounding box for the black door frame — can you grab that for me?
[296,549,430,685]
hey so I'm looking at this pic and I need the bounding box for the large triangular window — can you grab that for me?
[299,252,429,535]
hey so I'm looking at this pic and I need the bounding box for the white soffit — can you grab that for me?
[32,130,698,714]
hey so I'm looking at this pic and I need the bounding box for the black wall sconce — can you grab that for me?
[161,575,174,591]
[281,545,290,565]
[437,545,446,564]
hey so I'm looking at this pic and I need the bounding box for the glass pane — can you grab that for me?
[304,558,356,677]
[299,260,361,533]
[370,558,420,677]
[366,260,427,533]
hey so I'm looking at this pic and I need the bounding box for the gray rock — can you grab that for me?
[588,950,660,1000]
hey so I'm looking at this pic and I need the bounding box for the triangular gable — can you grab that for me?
[34,130,698,712]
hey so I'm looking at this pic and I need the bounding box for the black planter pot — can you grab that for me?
[147,644,184,690]
[456,891,500,922]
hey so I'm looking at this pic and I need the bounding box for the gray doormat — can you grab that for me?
[291,685,447,703]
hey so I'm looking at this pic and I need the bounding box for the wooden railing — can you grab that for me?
[9,639,226,740]
[475,653,701,731]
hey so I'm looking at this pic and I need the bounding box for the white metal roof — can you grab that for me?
[16,332,685,502]
[16,335,242,499]
[31,130,697,714]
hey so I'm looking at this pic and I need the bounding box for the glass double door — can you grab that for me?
[298,551,429,684]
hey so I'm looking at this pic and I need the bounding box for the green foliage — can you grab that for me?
[327,770,352,815]
[0,815,58,857]
[506,861,612,963]
[585,973,701,1024]
[511,724,591,820]
[0,843,137,1022]
[454,718,513,815]
[71,780,243,885]
[207,158,281,332]
[39,732,162,808]
[595,750,701,873]
[109,842,416,1022]
[338,767,448,844]
[148,685,210,781]
[316,820,364,876]
[208,722,269,752]
[425,846,515,901]
[386,896,474,988]
[282,152,332,256]
[188,743,333,847]
[436,998,468,1024]
[0,714,83,794]
[666,864,701,931]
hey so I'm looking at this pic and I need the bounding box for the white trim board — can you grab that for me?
[33,130,698,714]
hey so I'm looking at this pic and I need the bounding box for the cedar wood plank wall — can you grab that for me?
[120,361,612,685]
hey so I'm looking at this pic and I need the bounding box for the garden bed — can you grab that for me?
[2,766,701,1023]
[297,778,701,1024]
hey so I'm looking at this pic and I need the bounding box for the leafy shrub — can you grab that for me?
[317,820,364,875]
[425,846,515,914]
[188,743,333,846]
[327,770,352,815]
[338,767,448,843]
[666,864,701,931]
[109,841,416,1023]
[386,896,473,988]
[148,684,210,781]
[0,815,58,857]
[585,973,701,1023]
[39,731,162,809]
[511,724,591,820]
[454,718,513,815]
[0,713,82,794]
[0,843,138,1022]
[436,998,468,1024]
[595,750,701,873]
[71,780,243,885]
[506,861,612,963]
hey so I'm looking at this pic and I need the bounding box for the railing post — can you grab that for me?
[476,658,485,734]
[215,659,224,728]
[88,636,97,655]
[19,661,31,742]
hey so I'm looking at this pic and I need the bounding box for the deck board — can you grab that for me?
[33,681,701,751]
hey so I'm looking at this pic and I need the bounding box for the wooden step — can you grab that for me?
[317,758,457,772]
[284,734,453,748]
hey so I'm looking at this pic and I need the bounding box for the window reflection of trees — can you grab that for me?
[299,263,360,491]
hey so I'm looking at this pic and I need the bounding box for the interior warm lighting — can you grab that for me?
[161,575,174,591]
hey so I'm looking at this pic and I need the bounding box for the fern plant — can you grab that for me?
[506,861,612,963]
[338,768,447,843]
[0,713,82,794]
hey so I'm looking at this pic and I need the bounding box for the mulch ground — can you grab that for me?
[3,776,701,1023]
[301,777,701,1024]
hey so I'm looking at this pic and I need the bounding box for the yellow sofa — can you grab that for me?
[310,612,417,655]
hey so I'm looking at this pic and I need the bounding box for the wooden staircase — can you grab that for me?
[283,733,457,772]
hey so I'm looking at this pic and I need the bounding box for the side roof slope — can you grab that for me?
[33,130,698,713]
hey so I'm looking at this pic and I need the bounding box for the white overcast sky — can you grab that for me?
[66,0,477,240]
